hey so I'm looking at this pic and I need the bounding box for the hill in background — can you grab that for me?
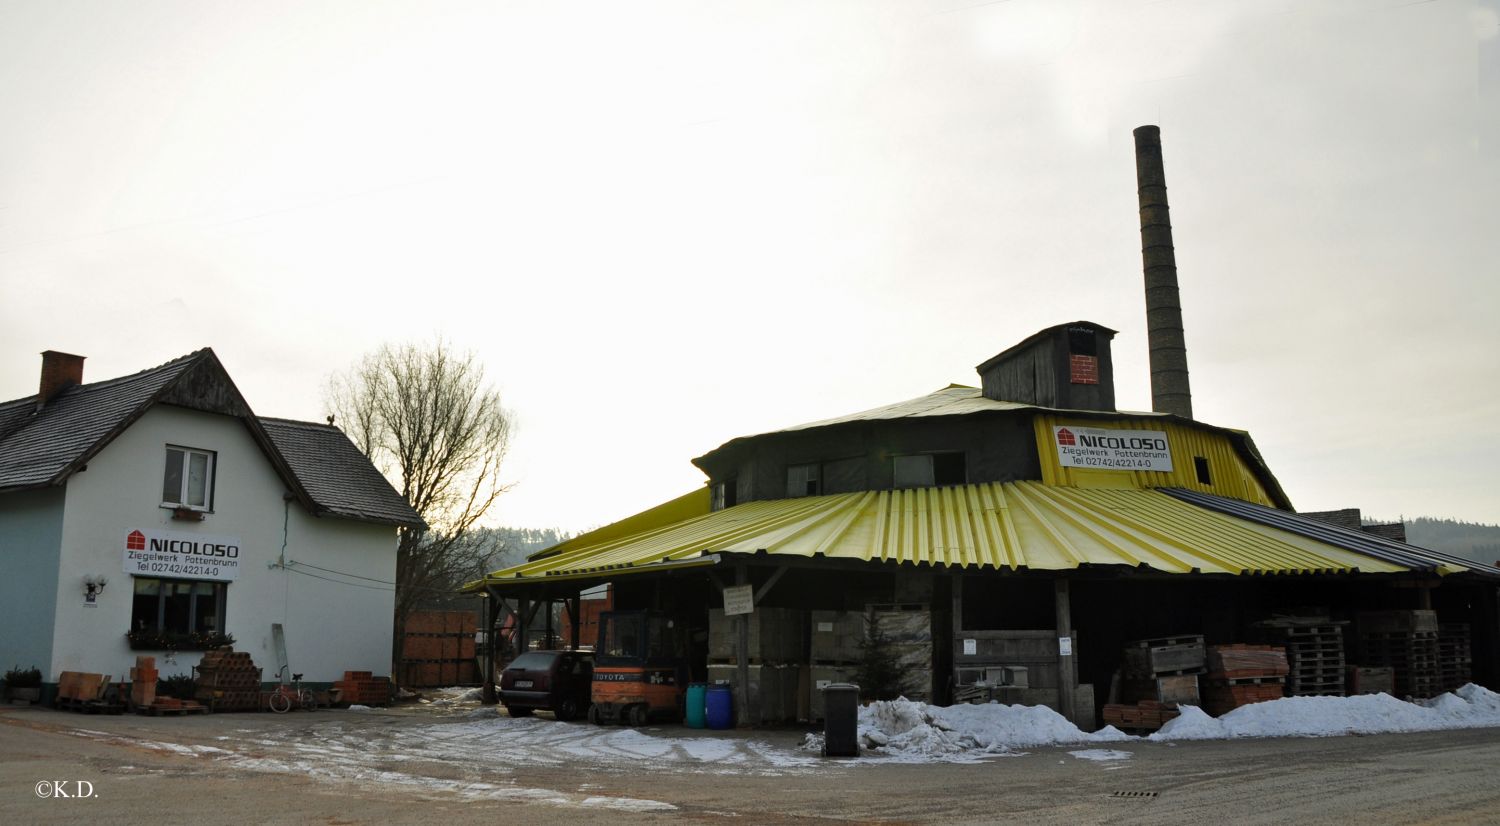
[1381,517,1500,566]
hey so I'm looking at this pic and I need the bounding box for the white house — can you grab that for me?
[0,349,423,688]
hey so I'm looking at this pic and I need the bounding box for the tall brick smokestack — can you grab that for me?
[1133,125,1193,419]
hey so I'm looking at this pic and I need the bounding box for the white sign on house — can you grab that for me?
[122,528,242,582]
[1052,426,1174,472]
[722,584,754,616]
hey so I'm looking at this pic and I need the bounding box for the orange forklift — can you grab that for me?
[587,610,688,726]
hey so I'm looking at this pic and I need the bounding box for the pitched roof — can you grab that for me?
[0,352,200,489]
[465,481,1495,591]
[259,418,423,527]
[0,349,422,528]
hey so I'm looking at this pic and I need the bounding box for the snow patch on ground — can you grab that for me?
[1151,684,1500,741]
[579,796,678,812]
[1068,749,1133,762]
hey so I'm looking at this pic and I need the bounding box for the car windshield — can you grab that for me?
[506,652,556,670]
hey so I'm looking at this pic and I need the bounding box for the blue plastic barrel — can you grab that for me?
[705,684,733,730]
[685,682,707,729]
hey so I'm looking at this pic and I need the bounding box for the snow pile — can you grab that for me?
[1152,683,1500,741]
[808,697,1130,762]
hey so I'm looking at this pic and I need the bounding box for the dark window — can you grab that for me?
[131,577,225,634]
[786,463,820,497]
[893,453,966,488]
[711,479,738,510]
[1067,327,1098,356]
[1194,456,1212,485]
[602,614,643,657]
[162,446,215,510]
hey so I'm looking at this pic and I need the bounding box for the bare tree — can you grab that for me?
[327,340,513,677]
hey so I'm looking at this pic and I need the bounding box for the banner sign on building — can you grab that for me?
[1052,426,1174,472]
[123,528,242,582]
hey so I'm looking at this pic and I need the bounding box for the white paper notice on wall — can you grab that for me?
[963,638,977,656]
[817,622,834,633]
[1058,636,1074,657]
[722,584,754,616]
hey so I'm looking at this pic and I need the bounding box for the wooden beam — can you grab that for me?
[753,565,789,605]
[567,597,581,651]
[736,564,752,726]
[1054,577,1077,726]
[481,589,498,704]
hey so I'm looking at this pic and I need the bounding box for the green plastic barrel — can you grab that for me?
[685,682,707,729]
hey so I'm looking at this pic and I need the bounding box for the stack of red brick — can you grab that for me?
[334,672,391,706]
[194,649,263,712]
[129,656,158,707]
[1201,644,1287,716]
[1102,700,1181,730]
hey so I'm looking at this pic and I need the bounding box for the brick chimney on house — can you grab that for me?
[38,350,85,409]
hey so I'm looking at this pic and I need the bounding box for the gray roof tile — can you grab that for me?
[259,417,423,527]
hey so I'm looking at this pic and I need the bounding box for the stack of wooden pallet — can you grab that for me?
[334,671,391,706]
[1200,644,1287,716]
[1356,611,1440,699]
[194,649,264,712]
[1252,620,1347,697]
[1438,623,1473,692]
[54,672,124,714]
[1107,634,1205,732]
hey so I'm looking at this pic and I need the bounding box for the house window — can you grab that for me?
[711,479,738,511]
[893,452,966,488]
[131,577,226,636]
[786,463,820,497]
[1194,456,1212,485]
[162,446,215,510]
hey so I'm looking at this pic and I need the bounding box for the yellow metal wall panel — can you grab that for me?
[1033,414,1276,506]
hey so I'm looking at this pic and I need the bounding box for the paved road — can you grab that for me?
[3,704,1499,825]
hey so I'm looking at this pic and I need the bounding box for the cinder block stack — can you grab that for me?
[334,672,391,706]
[1356,611,1440,699]
[1200,644,1287,716]
[194,649,263,711]
[1438,623,1472,692]
[129,656,158,707]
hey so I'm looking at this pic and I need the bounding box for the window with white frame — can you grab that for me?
[162,446,215,510]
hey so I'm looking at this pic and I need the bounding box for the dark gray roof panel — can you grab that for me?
[258,417,424,528]
[0,353,198,490]
[1162,488,1499,578]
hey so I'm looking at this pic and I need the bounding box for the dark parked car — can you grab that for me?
[499,650,593,721]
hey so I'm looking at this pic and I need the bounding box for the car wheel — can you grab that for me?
[506,705,533,718]
[587,703,603,726]
[627,703,649,727]
[555,698,579,722]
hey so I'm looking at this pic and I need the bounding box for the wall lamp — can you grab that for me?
[84,576,107,601]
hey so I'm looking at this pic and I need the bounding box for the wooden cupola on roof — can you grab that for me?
[974,321,1117,412]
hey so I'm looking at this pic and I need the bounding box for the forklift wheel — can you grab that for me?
[627,704,649,727]
[587,703,603,726]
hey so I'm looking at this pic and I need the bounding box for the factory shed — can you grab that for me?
[466,128,1498,729]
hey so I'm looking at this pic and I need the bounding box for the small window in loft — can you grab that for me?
[163,446,215,510]
[1193,456,1212,485]
[786,463,820,498]
[711,479,738,510]
[1067,327,1098,356]
[893,453,966,489]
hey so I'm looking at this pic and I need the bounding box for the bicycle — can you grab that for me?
[269,666,316,713]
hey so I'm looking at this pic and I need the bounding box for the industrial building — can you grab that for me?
[465,127,1499,727]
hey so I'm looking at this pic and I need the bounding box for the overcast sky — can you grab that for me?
[2,0,1496,532]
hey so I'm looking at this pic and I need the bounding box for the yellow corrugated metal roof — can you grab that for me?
[466,481,1409,590]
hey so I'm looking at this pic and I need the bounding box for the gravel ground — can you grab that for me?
[4,701,1500,825]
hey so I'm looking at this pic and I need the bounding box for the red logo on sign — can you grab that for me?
[1056,428,1075,446]
[126,530,146,550]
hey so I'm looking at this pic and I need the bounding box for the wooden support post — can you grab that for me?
[1054,577,1077,726]
[567,597,581,651]
[517,595,530,654]
[544,598,554,649]
[481,590,497,705]
[736,564,752,726]
[951,573,964,704]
